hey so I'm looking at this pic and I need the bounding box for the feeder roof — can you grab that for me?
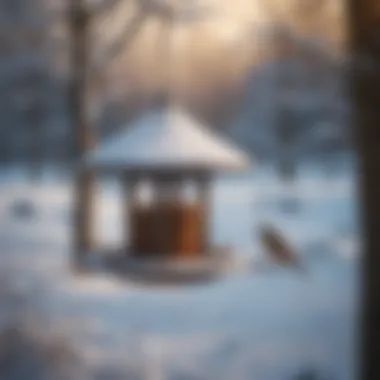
[85,106,251,172]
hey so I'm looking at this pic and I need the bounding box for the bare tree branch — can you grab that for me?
[94,9,147,71]
[90,0,125,17]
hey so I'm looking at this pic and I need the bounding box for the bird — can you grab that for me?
[9,199,36,221]
[258,223,304,271]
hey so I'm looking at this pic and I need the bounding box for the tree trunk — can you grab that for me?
[349,1,380,379]
[68,0,96,268]
[27,102,45,183]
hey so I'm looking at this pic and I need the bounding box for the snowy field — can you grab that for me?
[0,158,359,380]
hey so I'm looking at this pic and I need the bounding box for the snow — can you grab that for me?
[86,105,251,172]
[0,160,359,380]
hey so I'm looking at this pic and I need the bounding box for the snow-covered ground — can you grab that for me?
[0,159,359,380]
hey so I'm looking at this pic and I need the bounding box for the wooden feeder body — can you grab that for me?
[124,171,211,259]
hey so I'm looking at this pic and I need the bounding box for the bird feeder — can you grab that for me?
[80,4,252,281]
[84,101,250,263]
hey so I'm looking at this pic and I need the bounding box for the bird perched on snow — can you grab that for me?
[9,199,36,220]
[258,224,304,271]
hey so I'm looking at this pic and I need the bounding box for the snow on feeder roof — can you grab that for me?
[85,105,251,172]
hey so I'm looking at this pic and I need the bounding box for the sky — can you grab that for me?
[90,0,344,95]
